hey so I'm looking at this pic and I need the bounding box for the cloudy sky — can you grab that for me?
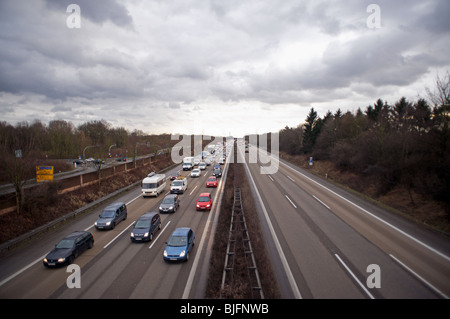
[1,0,449,137]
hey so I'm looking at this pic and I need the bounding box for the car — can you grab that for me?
[196,192,212,211]
[198,162,207,170]
[95,202,127,230]
[219,158,225,165]
[130,212,161,242]
[213,168,222,178]
[169,172,179,180]
[159,194,180,213]
[43,231,94,267]
[191,168,201,177]
[206,176,218,188]
[163,227,195,262]
[194,158,201,166]
[170,177,188,194]
[213,163,220,170]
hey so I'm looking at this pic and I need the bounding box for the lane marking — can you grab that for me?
[240,149,302,298]
[189,185,198,196]
[334,253,375,299]
[149,221,171,250]
[103,221,136,249]
[287,175,295,183]
[285,195,297,209]
[279,159,450,262]
[389,254,448,299]
[312,195,330,209]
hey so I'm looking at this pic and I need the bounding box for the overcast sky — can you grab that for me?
[1,0,449,137]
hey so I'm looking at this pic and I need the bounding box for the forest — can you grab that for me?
[278,74,450,212]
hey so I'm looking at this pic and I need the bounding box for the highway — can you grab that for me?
[239,143,450,298]
[0,140,449,299]
[0,152,229,299]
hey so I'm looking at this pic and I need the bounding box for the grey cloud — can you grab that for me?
[44,0,133,27]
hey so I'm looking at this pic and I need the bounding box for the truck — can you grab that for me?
[182,157,195,170]
[170,177,188,194]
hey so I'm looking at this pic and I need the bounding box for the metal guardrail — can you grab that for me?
[220,187,264,299]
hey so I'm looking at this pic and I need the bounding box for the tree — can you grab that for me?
[302,108,322,154]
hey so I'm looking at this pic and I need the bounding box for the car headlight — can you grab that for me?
[131,232,134,237]
[106,221,111,226]
[144,232,149,237]
[179,250,185,257]
[163,250,168,257]
[94,221,98,226]
[43,258,48,263]
[58,258,65,263]
[169,206,173,210]
[197,204,200,208]
[207,204,211,207]
[159,206,163,210]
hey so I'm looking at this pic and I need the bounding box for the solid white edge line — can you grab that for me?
[389,254,448,299]
[182,159,229,299]
[1,192,146,287]
[242,149,302,299]
[334,253,375,299]
[277,157,450,263]
[149,221,171,250]
[0,255,46,287]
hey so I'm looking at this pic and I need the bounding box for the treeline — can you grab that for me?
[279,81,450,206]
[0,119,175,160]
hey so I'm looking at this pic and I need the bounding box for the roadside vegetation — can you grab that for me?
[270,73,450,234]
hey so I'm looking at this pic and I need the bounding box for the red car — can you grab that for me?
[206,176,218,188]
[196,193,212,211]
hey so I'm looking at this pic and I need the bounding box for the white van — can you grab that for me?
[142,174,166,197]
[170,177,188,194]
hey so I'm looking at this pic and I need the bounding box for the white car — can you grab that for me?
[191,169,201,178]
[198,162,207,170]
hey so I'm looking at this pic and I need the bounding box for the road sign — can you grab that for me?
[36,166,54,182]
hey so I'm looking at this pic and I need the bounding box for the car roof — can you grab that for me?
[139,212,158,219]
[104,202,125,210]
[164,194,177,199]
[64,231,89,240]
[171,227,192,236]
[199,192,211,197]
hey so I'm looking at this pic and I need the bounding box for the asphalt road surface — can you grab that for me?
[0,154,229,299]
[1,142,449,299]
[239,143,450,299]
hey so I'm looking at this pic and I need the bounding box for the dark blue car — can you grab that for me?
[163,227,195,262]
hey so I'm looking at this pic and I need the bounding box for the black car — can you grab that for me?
[159,194,180,213]
[43,231,94,267]
[130,212,161,242]
[213,168,222,178]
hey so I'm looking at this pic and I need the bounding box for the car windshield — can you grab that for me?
[167,235,187,247]
[162,197,174,204]
[56,238,75,249]
[142,182,157,189]
[172,181,183,186]
[135,219,151,229]
[208,178,215,181]
[100,209,115,218]
[198,196,210,202]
